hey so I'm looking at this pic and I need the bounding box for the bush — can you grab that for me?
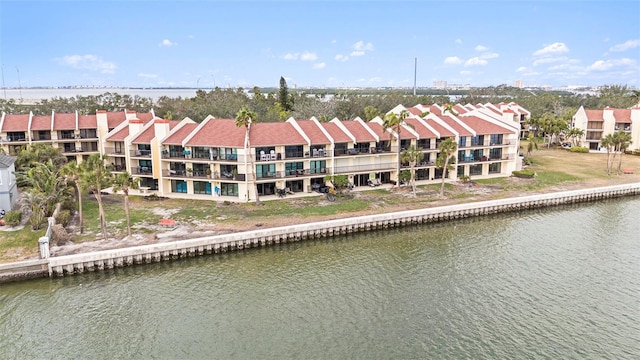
[4,210,23,227]
[55,209,72,228]
[570,146,589,153]
[61,198,77,212]
[512,169,536,178]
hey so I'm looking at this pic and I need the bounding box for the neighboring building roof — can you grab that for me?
[585,110,604,121]
[185,119,242,147]
[321,122,352,143]
[131,119,179,144]
[136,112,154,122]
[341,120,376,143]
[295,120,331,145]
[613,109,631,123]
[458,115,512,135]
[251,122,307,146]
[164,123,199,146]
[106,127,129,142]
[440,116,473,136]
[53,113,76,130]
[424,118,456,138]
[0,154,17,167]
[404,118,437,139]
[78,114,97,129]
[1,114,29,132]
[31,115,52,131]
[106,111,127,129]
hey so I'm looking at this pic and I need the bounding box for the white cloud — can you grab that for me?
[353,40,374,51]
[350,50,365,57]
[313,62,326,69]
[464,57,487,67]
[533,56,567,66]
[588,58,637,71]
[480,52,499,59]
[160,39,177,47]
[533,42,569,56]
[335,54,349,62]
[455,39,463,44]
[300,52,318,61]
[475,45,489,52]
[460,70,472,75]
[56,54,116,74]
[283,51,318,61]
[444,56,464,65]
[138,73,158,78]
[609,39,640,52]
[516,66,528,72]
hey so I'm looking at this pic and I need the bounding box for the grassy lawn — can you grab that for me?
[2,146,639,262]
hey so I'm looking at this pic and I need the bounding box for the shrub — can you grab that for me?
[512,169,536,178]
[61,198,77,212]
[4,210,23,227]
[55,209,72,228]
[570,146,589,153]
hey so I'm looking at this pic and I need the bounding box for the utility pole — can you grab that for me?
[413,58,417,96]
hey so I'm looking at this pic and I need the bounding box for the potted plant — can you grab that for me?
[186,168,193,177]
[232,169,238,180]
[206,168,212,178]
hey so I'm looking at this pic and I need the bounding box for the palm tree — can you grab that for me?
[60,161,84,234]
[235,107,261,205]
[382,109,410,186]
[80,154,112,240]
[443,103,459,116]
[21,191,46,230]
[601,134,616,176]
[613,131,632,175]
[21,160,68,217]
[566,127,585,147]
[526,133,539,157]
[112,172,140,237]
[436,138,457,197]
[400,145,424,196]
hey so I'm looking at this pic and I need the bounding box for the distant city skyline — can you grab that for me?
[1,1,638,89]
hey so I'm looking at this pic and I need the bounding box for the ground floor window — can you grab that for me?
[171,180,187,193]
[489,162,501,174]
[140,178,157,190]
[220,183,237,196]
[193,181,211,195]
[285,180,304,192]
[416,169,429,180]
[257,182,276,195]
[469,164,482,176]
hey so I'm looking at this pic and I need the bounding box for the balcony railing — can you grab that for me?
[131,149,152,157]
[333,162,396,174]
[131,166,153,175]
[105,147,126,156]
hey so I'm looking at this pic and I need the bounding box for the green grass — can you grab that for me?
[0,227,44,262]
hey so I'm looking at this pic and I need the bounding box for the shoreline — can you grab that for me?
[1,182,638,283]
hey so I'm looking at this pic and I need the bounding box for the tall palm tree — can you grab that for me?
[443,103,458,116]
[567,127,585,147]
[436,138,457,197]
[601,134,616,176]
[60,161,84,234]
[80,154,112,240]
[613,131,632,175]
[235,107,261,205]
[112,172,140,237]
[383,110,409,186]
[526,133,539,157]
[400,145,424,197]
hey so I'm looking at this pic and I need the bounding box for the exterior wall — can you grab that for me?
[0,163,18,212]
[573,106,639,150]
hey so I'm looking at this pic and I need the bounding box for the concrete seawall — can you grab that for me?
[2,183,639,282]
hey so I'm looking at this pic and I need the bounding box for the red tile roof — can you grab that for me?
[440,116,473,136]
[423,118,455,138]
[613,109,631,123]
[404,118,437,138]
[132,119,180,144]
[364,121,387,139]
[106,112,126,128]
[406,107,423,116]
[136,112,154,122]
[458,115,511,135]
[251,122,307,146]
[1,114,29,131]
[585,110,604,121]
[164,123,199,146]
[106,127,129,142]
[53,113,76,130]
[185,119,243,147]
[295,120,330,144]
[341,120,376,142]
[78,114,97,129]
[31,115,52,131]
[322,122,352,142]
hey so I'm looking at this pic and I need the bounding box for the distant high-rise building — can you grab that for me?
[433,80,447,89]
[513,80,524,88]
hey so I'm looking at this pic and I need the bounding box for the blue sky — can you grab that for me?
[1,0,638,89]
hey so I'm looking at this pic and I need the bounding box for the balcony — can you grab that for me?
[132,166,153,175]
[131,149,152,157]
[333,162,395,174]
[105,147,126,156]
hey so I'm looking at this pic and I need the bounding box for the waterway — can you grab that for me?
[1,198,639,359]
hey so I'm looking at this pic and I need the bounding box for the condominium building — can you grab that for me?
[1,102,526,202]
[572,106,639,150]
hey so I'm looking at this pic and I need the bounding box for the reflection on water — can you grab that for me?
[1,199,639,359]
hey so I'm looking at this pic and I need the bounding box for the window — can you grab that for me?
[470,135,484,146]
[310,160,326,174]
[193,181,211,195]
[489,163,501,174]
[220,183,238,196]
[490,134,503,145]
[256,164,276,178]
[469,164,482,176]
[489,148,502,160]
[171,180,187,193]
[285,162,304,175]
[458,136,467,148]
[335,143,348,155]
[417,139,430,149]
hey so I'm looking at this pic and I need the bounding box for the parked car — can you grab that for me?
[561,142,572,149]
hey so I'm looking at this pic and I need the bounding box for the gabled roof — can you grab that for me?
[295,120,331,144]
[585,110,604,121]
[185,119,241,147]
[364,121,387,140]
[31,115,52,131]
[404,118,437,139]
[136,112,154,122]
[53,113,76,130]
[423,118,456,138]
[78,114,97,129]
[251,122,307,146]
[1,114,29,132]
[165,123,199,146]
[439,116,473,136]
[106,111,127,128]
[613,109,631,123]
[106,127,129,142]
[458,115,512,135]
[341,120,376,143]
[322,122,352,142]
